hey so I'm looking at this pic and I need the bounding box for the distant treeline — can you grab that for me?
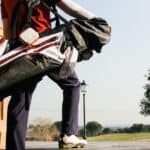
[103,124,150,134]
[26,119,150,141]
[79,123,150,137]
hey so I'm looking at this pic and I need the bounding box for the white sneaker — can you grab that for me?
[59,134,87,149]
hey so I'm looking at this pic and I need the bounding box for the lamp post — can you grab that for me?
[80,80,87,139]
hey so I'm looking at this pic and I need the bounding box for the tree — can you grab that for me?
[86,121,102,136]
[129,124,144,133]
[140,70,150,116]
[78,128,84,137]
[102,128,113,134]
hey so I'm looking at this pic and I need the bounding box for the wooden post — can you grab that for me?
[0,98,8,149]
[0,25,8,149]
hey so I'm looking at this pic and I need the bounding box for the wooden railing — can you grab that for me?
[0,98,8,149]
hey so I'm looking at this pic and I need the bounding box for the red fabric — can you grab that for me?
[1,0,60,33]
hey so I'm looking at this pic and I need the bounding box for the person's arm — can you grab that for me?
[2,18,13,39]
[57,0,97,19]
[1,1,12,39]
[1,0,12,39]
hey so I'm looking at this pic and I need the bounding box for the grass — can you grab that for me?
[87,133,150,141]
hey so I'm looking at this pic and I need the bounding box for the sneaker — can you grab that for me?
[58,134,87,149]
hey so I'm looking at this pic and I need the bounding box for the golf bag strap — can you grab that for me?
[11,0,68,40]
[11,0,28,40]
[24,1,69,28]
[23,5,33,29]
[41,1,68,24]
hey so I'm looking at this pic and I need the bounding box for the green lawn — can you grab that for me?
[88,133,150,141]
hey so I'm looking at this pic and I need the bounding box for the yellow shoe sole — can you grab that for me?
[59,141,85,149]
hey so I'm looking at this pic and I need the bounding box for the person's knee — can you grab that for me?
[61,76,80,89]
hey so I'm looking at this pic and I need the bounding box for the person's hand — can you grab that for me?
[25,0,40,8]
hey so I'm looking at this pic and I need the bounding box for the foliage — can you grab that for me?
[27,118,150,142]
[78,128,84,137]
[102,128,113,134]
[140,70,150,115]
[52,121,62,132]
[26,118,60,141]
[105,124,150,134]
[86,121,102,137]
[129,124,144,133]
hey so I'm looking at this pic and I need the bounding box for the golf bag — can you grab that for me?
[0,30,79,99]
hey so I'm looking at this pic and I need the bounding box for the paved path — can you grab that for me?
[26,141,150,150]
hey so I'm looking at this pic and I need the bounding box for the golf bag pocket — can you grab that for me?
[0,31,67,99]
[19,27,40,45]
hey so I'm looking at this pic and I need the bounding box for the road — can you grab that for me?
[26,141,150,150]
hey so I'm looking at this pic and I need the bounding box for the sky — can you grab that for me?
[2,0,150,127]
[27,0,150,127]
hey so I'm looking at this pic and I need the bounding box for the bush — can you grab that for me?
[86,121,102,137]
[26,118,60,141]
[102,128,113,134]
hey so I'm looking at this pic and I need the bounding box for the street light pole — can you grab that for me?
[80,80,87,139]
[83,92,86,139]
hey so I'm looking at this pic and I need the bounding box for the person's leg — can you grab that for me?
[48,71,87,148]
[6,77,41,150]
[6,92,31,150]
[61,73,80,136]
[48,71,80,136]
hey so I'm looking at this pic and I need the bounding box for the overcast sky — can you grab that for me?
[2,0,150,127]
[27,0,150,127]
